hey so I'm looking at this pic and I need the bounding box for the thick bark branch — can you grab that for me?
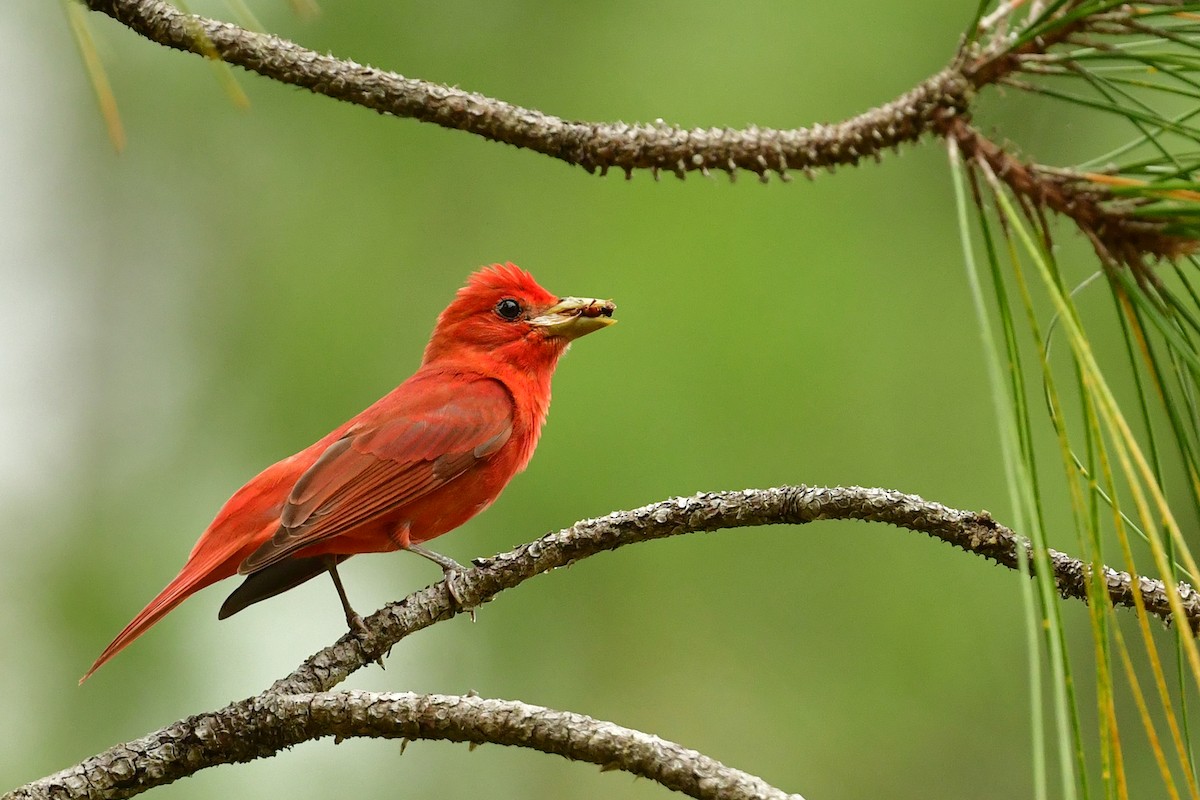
[272,485,1200,696]
[82,0,973,180]
[6,692,803,800]
[81,0,1197,261]
[7,485,1198,800]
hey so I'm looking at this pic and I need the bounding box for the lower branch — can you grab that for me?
[6,692,803,800]
[275,485,1200,696]
[8,485,1196,800]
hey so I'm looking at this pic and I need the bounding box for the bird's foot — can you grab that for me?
[346,611,370,639]
[405,543,477,622]
[345,612,385,668]
[442,567,476,623]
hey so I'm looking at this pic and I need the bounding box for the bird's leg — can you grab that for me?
[404,542,467,572]
[323,556,369,638]
[404,543,475,621]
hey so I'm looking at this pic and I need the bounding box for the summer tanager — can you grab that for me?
[82,263,615,682]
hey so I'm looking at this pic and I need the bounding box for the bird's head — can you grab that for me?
[423,263,616,371]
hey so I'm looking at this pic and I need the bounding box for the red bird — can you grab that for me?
[82,264,615,682]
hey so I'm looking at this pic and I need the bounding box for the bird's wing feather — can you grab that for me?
[238,377,513,575]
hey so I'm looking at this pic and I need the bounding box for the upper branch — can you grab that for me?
[5,692,804,800]
[83,0,973,181]
[83,0,1200,262]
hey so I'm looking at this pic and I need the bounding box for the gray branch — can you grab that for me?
[272,485,1200,696]
[79,0,1194,260]
[82,0,974,180]
[8,692,803,800]
[8,485,1197,799]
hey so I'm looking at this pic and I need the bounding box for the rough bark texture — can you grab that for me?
[81,0,1198,263]
[79,0,1200,261]
[6,692,805,800]
[272,485,1200,697]
[7,485,1197,800]
[83,0,973,180]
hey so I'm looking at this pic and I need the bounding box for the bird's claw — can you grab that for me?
[404,543,476,621]
[443,568,476,623]
[346,612,370,639]
[346,614,386,669]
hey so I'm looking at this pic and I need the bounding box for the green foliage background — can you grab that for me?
[0,1,1143,798]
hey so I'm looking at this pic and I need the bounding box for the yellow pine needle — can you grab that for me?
[1114,620,1183,800]
[1081,172,1200,203]
[1090,354,1200,800]
[1133,6,1200,20]
[287,0,320,20]
[986,168,1200,692]
[1116,288,1170,408]
[984,164,1200,796]
[65,1,125,153]
[174,0,250,109]
[1009,214,1115,800]
[225,0,264,33]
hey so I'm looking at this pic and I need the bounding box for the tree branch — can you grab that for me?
[81,0,1200,262]
[942,115,1200,264]
[8,485,1198,799]
[272,485,1200,696]
[83,0,974,181]
[5,691,804,800]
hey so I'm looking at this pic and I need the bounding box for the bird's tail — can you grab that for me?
[79,552,238,684]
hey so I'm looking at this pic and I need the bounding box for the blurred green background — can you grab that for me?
[1,1,1160,798]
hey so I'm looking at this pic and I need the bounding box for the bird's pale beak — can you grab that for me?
[530,296,617,340]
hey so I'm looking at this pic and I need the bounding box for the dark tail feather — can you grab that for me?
[218,556,347,619]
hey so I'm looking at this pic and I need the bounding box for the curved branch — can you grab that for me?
[8,485,1199,799]
[83,0,1198,261]
[269,485,1200,695]
[84,0,974,180]
[5,691,803,800]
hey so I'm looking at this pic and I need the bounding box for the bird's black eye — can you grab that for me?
[495,298,522,321]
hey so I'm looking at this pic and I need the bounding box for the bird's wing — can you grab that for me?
[238,377,513,575]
